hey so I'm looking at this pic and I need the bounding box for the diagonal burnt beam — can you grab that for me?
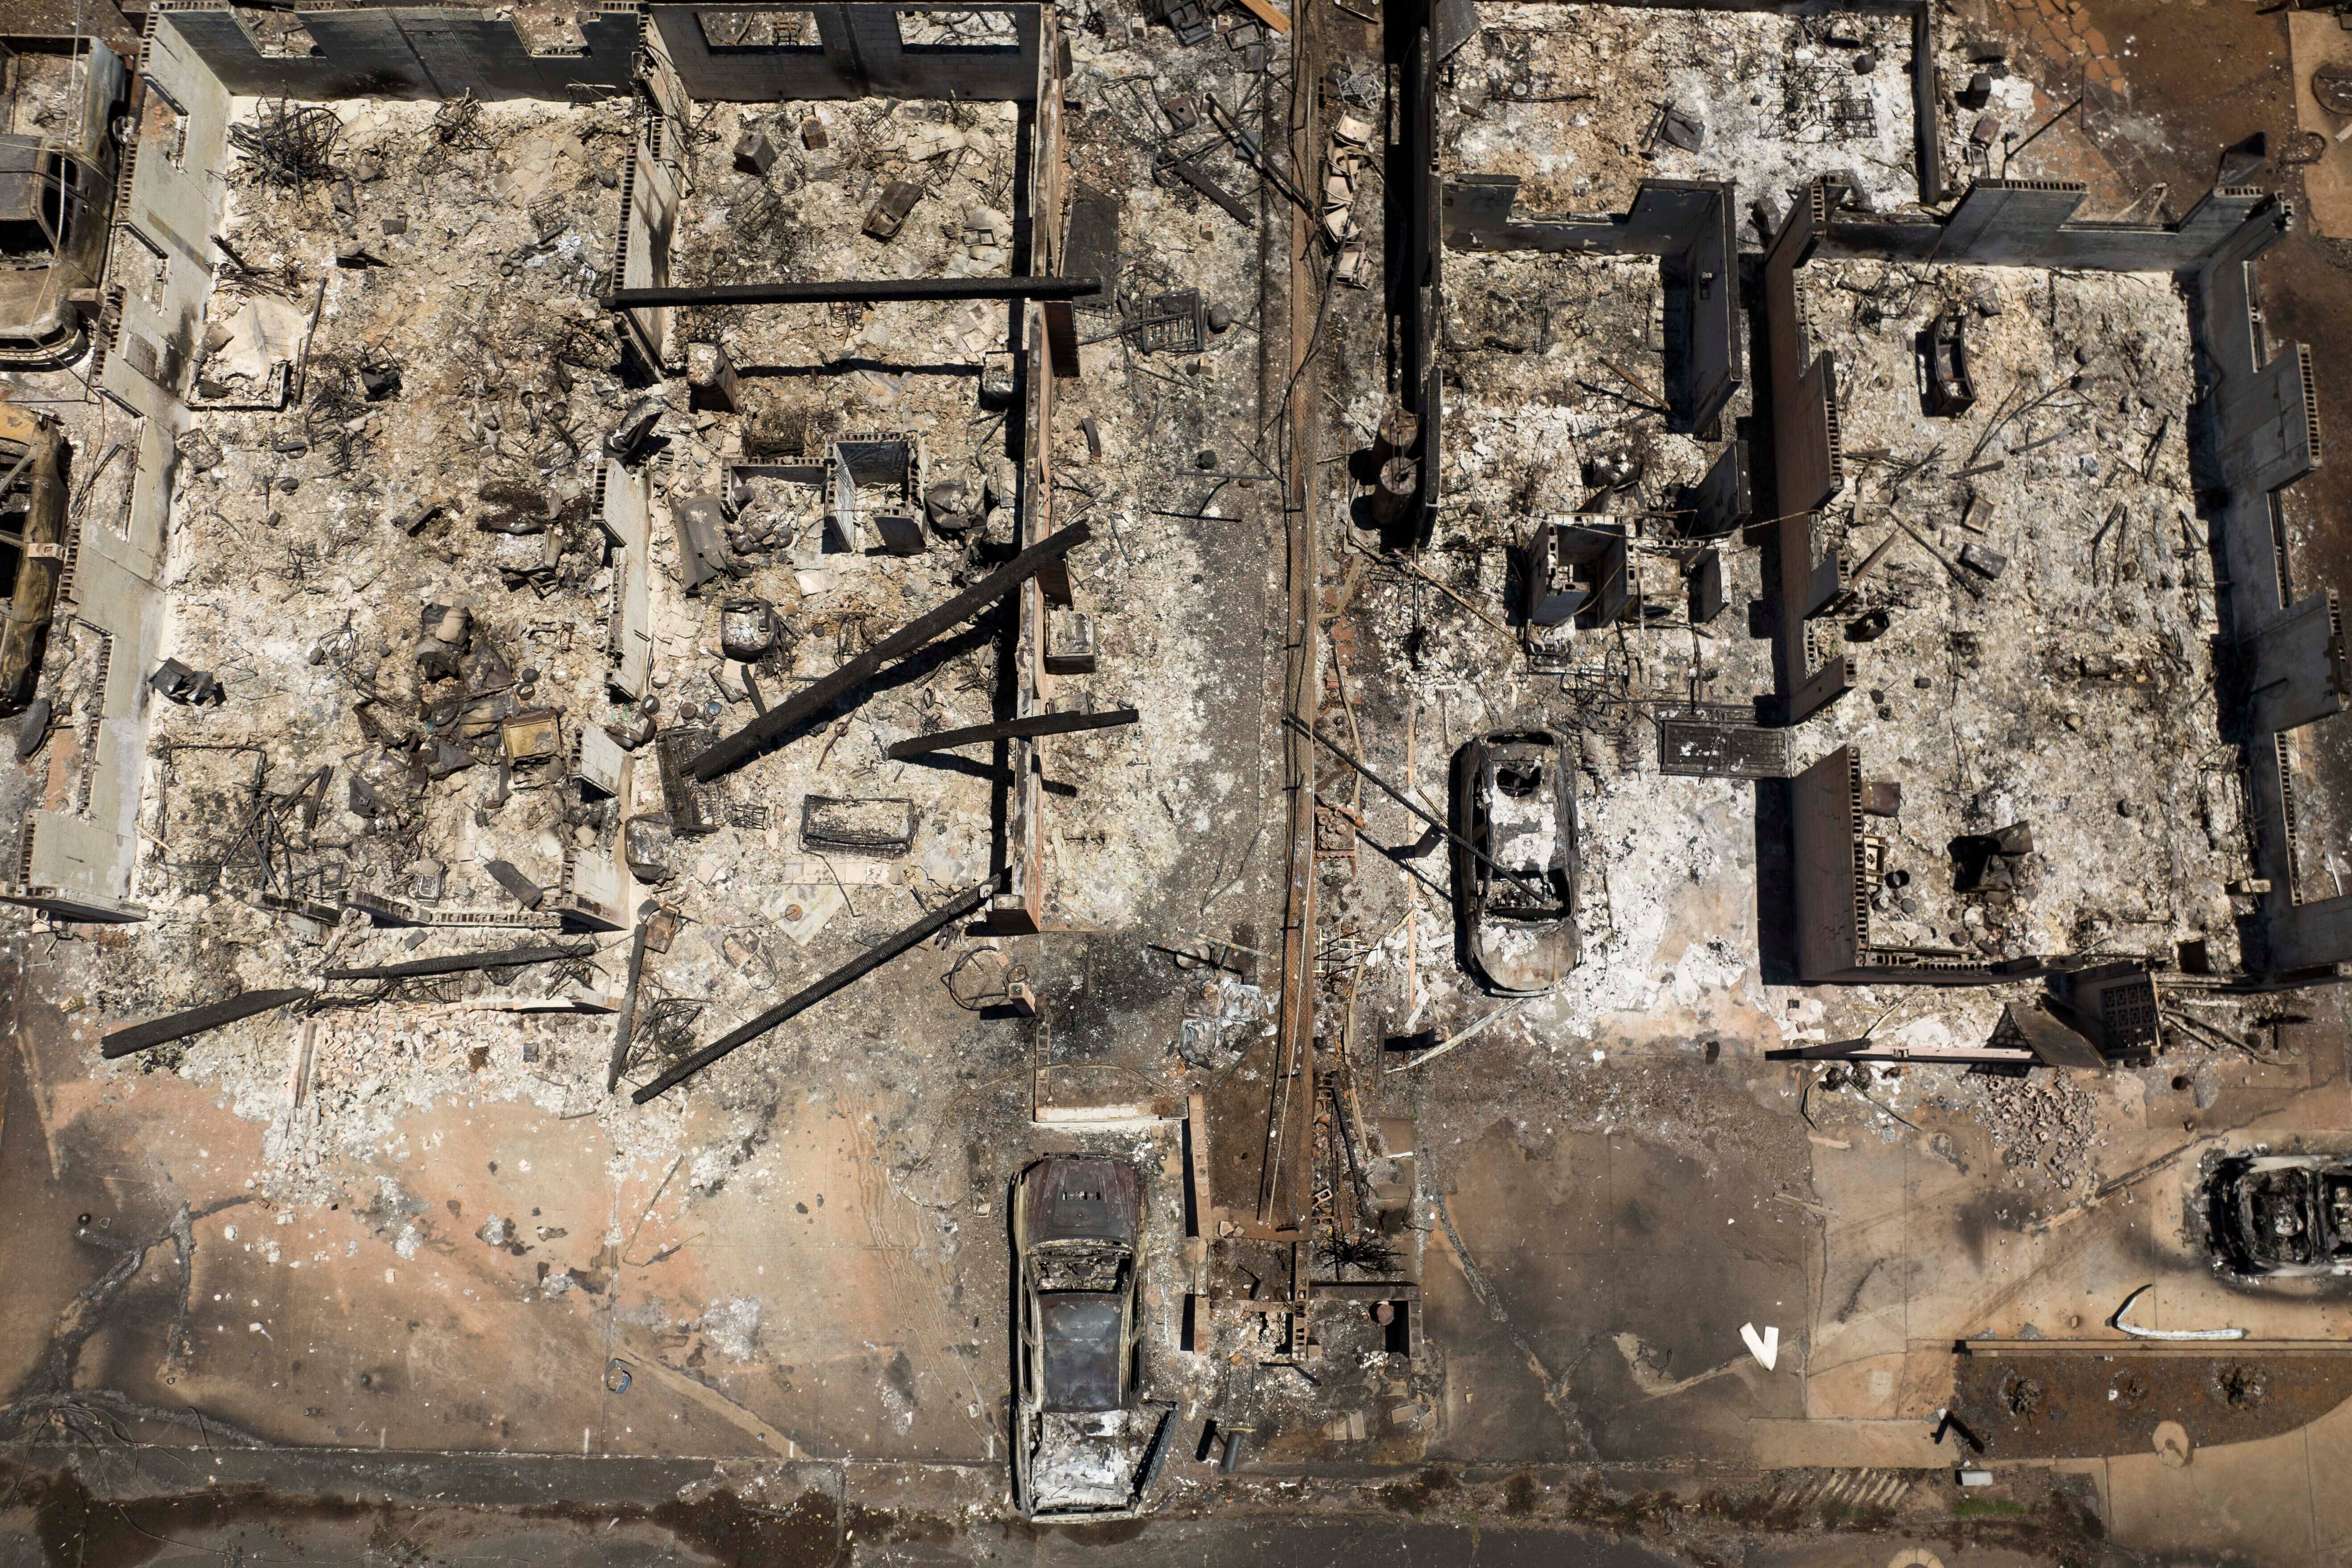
[687,522,1093,782]
[599,277,1104,310]
[606,902,658,1094]
[323,942,593,982]
[100,989,314,1060]
[886,705,1139,759]
[631,873,1003,1103]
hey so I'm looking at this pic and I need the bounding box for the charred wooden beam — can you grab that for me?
[600,277,1103,310]
[632,874,1002,1103]
[687,523,1093,782]
[606,902,658,1094]
[323,943,592,982]
[886,706,1139,759]
[484,859,545,909]
[102,989,313,1059]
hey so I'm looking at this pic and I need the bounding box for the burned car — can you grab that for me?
[0,404,66,714]
[1011,1156,1166,1521]
[2206,1153,2352,1278]
[1451,729,1581,994]
[0,40,128,369]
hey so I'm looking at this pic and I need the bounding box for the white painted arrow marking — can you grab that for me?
[1740,1322,1779,1371]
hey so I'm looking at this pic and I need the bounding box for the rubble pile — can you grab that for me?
[1807,263,2240,964]
[1444,4,1933,213]
[1968,1068,2101,1192]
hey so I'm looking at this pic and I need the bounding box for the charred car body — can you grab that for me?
[0,39,128,369]
[2206,1153,2352,1278]
[1450,729,1581,994]
[1011,1156,1168,1521]
[0,402,65,714]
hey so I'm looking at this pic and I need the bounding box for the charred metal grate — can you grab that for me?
[2276,730,2304,902]
[2297,342,2321,465]
[1819,364,1845,482]
[57,522,81,605]
[1782,64,1875,141]
[1844,749,1870,946]
[74,631,112,818]
[609,154,637,286]
[2100,973,2162,1054]
[1656,716,1788,778]
[86,285,125,391]
[1140,290,1204,355]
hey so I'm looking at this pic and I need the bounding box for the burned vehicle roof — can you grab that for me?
[1037,1291,1126,1413]
[1020,1157,1143,1249]
[0,41,126,368]
[1478,734,1577,916]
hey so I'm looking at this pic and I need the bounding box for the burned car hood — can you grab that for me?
[1022,1157,1142,1249]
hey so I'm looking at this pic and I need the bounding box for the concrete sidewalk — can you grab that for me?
[2070,1390,2352,1565]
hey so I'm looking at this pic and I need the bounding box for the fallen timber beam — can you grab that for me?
[102,989,314,1059]
[1764,1040,2038,1067]
[687,522,1094,782]
[599,277,1103,310]
[886,706,1140,759]
[324,943,594,982]
[632,873,1003,1103]
[606,902,658,1094]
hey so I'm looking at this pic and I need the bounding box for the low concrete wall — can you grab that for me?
[150,2,640,101]
[153,1,1047,107]
[1759,182,1853,729]
[649,4,1045,103]
[1825,179,2277,270]
[1441,176,1743,435]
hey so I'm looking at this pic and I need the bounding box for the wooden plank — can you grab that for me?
[1232,0,1292,34]
[1187,1091,1216,1236]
